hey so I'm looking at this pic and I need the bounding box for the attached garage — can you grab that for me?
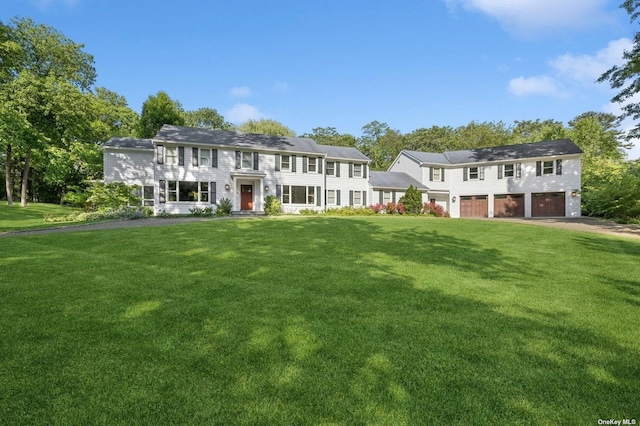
[494,194,525,217]
[531,192,566,217]
[460,195,488,217]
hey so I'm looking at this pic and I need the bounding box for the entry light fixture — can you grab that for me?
[452,196,456,203]
[264,185,269,192]
[224,183,230,191]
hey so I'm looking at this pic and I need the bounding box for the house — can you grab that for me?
[368,171,428,205]
[103,125,370,215]
[387,139,583,218]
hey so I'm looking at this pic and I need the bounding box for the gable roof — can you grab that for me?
[369,171,428,191]
[154,125,324,154]
[403,139,583,166]
[317,144,370,162]
[103,137,153,150]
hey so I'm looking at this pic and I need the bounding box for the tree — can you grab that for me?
[598,0,640,139]
[237,119,296,137]
[90,87,139,141]
[183,107,231,130]
[0,18,96,206]
[300,127,357,147]
[398,185,423,214]
[136,91,184,138]
[358,121,404,170]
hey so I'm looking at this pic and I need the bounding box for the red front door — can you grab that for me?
[241,185,253,210]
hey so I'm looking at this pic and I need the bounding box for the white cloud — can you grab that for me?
[446,0,611,36]
[226,103,266,123]
[550,38,633,83]
[229,86,252,98]
[508,76,566,97]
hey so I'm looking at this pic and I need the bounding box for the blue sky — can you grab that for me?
[4,0,640,158]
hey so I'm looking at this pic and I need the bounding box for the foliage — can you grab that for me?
[189,207,214,217]
[64,181,140,211]
[44,206,151,223]
[264,194,282,215]
[183,107,232,130]
[300,127,357,147]
[299,208,321,215]
[237,119,296,137]
[215,198,232,216]
[136,91,185,138]
[398,185,423,214]
[423,201,450,217]
[324,206,376,215]
[581,158,640,219]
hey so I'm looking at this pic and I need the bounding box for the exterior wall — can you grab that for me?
[388,154,422,182]
[104,148,155,186]
[274,153,325,214]
[325,161,370,209]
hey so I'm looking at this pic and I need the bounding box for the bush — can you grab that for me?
[369,203,385,213]
[215,198,233,217]
[324,206,376,216]
[384,202,405,214]
[264,195,282,215]
[423,201,449,217]
[398,185,423,214]
[64,182,141,211]
[299,209,320,215]
[44,206,151,223]
[189,207,214,217]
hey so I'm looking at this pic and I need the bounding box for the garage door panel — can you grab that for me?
[494,194,524,217]
[532,192,565,217]
[460,195,488,217]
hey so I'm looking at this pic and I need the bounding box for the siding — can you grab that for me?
[104,149,154,186]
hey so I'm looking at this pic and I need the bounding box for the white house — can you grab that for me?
[388,139,583,218]
[103,125,371,215]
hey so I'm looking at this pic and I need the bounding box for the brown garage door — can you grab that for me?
[494,194,525,217]
[532,192,565,217]
[460,195,488,217]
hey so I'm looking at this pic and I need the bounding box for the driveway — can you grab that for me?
[490,216,640,240]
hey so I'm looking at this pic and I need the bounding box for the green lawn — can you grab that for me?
[0,216,638,424]
[0,203,80,232]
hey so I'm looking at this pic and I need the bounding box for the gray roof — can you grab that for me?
[404,139,583,165]
[317,144,370,161]
[104,137,153,150]
[369,171,428,191]
[154,125,324,154]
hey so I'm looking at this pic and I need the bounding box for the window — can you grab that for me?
[200,182,209,202]
[543,161,554,175]
[353,191,362,205]
[192,147,199,166]
[433,168,441,181]
[168,180,177,201]
[327,190,336,204]
[326,161,335,176]
[504,164,514,177]
[281,155,291,171]
[242,152,252,169]
[308,157,317,172]
[179,181,198,202]
[143,185,154,206]
[166,147,177,165]
[353,164,362,177]
[469,167,479,180]
[200,149,210,167]
[383,191,391,204]
[282,185,315,204]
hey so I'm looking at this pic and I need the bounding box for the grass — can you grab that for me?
[0,216,639,424]
[0,203,80,232]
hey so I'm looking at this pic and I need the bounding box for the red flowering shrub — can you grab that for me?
[423,201,449,217]
[369,203,385,213]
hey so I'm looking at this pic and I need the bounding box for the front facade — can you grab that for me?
[388,139,583,218]
[104,125,370,215]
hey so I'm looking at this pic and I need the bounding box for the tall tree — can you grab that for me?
[237,119,296,137]
[183,107,231,130]
[90,87,139,141]
[136,91,184,138]
[300,127,357,147]
[0,18,96,206]
[598,0,640,139]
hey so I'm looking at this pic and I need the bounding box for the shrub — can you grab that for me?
[398,185,423,214]
[385,202,405,214]
[189,207,214,217]
[369,203,385,213]
[44,206,151,223]
[299,209,320,215]
[64,182,141,211]
[422,202,450,218]
[215,198,233,217]
[264,195,282,215]
[324,206,376,216]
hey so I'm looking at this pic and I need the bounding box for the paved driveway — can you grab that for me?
[490,216,640,240]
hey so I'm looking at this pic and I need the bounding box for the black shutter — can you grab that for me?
[463,167,468,181]
[303,156,308,173]
[429,167,433,181]
[291,155,297,172]
[441,169,445,182]
[210,182,216,204]
[363,164,367,179]
[349,190,354,206]
[275,154,281,171]
[276,184,282,198]
[212,149,218,168]
[159,180,166,203]
[156,145,164,165]
[316,186,321,206]
[236,151,241,169]
[318,158,323,174]
[516,162,521,178]
[178,147,184,166]
[253,152,259,170]
[536,161,542,176]
[336,161,340,177]
[556,159,562,175]
[498,164,503,179]
[363,191,367,206]
[379,191,383,204]
[192,147,198,166]
[349,162,353,178]
[336,190,341,206]
[480,166,485,181]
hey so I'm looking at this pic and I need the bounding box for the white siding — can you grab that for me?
[104,148,154,186]
[274,154,325,213]
[388,154,422,181]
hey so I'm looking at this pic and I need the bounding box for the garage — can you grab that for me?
[460,195,488,217]
[531,192,566,217]
[494,194,525,217]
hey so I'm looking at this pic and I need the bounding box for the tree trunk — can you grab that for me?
[5,144,13,206]
[20,148,31,207]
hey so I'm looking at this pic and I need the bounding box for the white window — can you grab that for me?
[281,155,291,171]
[354,191,362,205]
[166,147,177,165]
[308,157,317,172]
[168,180,177,201]
[353,164,362,177]
[326,162,335,176]
[433,168,441,181]
[383,191,391,204]
[242,152,252,169]
[327,190,336,204]
[504,164,514,177]
[200,149,210,167]
[543,161,554,175]
[200,182,209,202]
[469,167,479,180]
[282,185,315,204]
